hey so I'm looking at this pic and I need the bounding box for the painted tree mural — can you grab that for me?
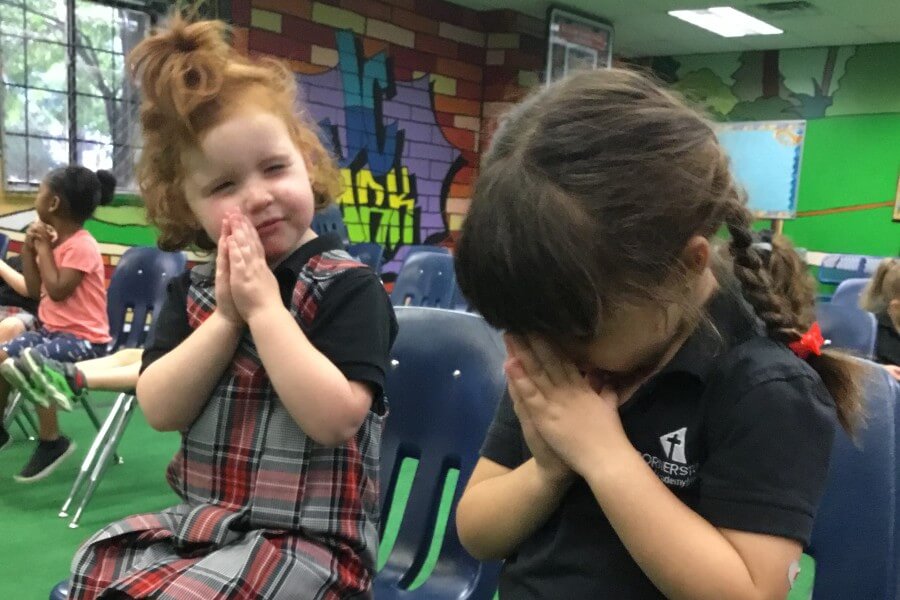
[659,42,900,121]
[829,44,900,116]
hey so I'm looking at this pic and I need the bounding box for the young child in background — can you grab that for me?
[68,16,396,600]
[860,258,900,379]
[0,166,113,482]
[0,255,40,343]
[454,69,864,600]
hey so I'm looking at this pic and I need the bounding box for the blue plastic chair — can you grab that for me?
[59,246,187,528]
[106,247,188,352]
[49,581,68,600]
[375,307,505,599]
[391,253,458,309]
[816,303,877,360]
[450,284,469,312]
[831,277,870,308]
[348,242,384,274]
[311,204,350,247]
[808,362,898,600]
[391,244,451,269]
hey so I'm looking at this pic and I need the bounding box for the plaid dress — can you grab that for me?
[70,247,390,599]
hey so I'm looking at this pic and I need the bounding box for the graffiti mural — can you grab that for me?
[303,30,463,276]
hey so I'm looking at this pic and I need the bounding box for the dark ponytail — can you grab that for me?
[44,166,117,222]
[725,200,865,435]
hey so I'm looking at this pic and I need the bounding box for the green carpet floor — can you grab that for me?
[0,396,815,599]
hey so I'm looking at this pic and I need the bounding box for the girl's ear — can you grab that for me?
[681,235,710,274]
[49,195,62,213]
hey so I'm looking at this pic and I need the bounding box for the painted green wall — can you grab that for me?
[648,43,900,258]
[785,113,899,256]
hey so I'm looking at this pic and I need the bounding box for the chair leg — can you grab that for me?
[3,391,21,428]
[14,414,36,441]
[81,395,121,464]
[60,393,126,519]
[69,395,135,529]
[19,404,38,435]
[4,393,36,441]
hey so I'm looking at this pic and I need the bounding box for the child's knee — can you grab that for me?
[0,318,25,343]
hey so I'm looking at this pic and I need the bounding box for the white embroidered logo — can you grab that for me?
[659,427,688,464]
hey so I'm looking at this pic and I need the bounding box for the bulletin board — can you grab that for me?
[716,120,806,220]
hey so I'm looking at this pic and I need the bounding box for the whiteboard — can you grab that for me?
[716,120,806,220]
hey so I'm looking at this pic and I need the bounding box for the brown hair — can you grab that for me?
[455,68,863,434]
[767,235,817,328]
[128,14,340,251]
[860,258,900,329]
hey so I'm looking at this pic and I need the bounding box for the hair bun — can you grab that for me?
[95,169,117,206]
[129,15,229,126]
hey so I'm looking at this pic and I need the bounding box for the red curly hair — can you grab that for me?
[129,14,341,251]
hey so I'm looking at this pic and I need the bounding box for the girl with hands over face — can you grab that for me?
[454,69,863,600]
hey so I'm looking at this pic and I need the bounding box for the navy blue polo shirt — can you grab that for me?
[481,288,837,599]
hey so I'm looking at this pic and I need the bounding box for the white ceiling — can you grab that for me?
[448,0,900,57]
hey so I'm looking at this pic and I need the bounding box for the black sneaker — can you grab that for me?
[0,426,10,452]
[14,437,77,483]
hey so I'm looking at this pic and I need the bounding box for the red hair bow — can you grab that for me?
[788,322,825,360]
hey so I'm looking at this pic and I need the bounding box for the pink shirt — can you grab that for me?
[38,229,111,344]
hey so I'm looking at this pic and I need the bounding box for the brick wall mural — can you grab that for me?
[231,0,546,278]
[0,1,547,278]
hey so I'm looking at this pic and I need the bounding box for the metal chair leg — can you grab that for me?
[60,393,127,519]
[14,414,35,440]
[3,391,21,428]
[4,393,37,441]
[69,395,135,529]
[19,404,38,434]
[81,395,121,464]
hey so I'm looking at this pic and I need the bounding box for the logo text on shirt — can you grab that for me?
[642,426,699,488]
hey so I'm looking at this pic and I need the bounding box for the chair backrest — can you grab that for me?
[348,242,384,274]
[375,307,505,599]
[0,232,9,260]
[311,204,350,247]
[831,277,870,307]
[106,246,187,351]
[398,245,451,263]
[818,254,884,285]
[390,253,458,309]
[816,303,877,359]
[808,363,897,600]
